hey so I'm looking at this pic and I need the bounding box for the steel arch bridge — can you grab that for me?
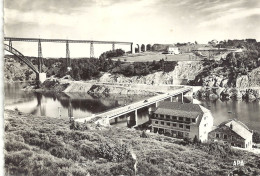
[4,43,39,74]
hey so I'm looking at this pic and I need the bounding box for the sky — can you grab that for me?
[4,0,260,57]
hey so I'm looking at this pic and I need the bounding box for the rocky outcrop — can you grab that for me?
[87,85,157,96]
[236,75,249,88]
[202,75,229,87]
[248,67,260,87]
[4,58,36,82]
[202,67,260,89]
[99,61,204,85]
[193,87,260,101]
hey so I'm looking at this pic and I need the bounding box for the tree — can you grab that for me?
[193,135,199,144]
[116,59,121,67]
[124,65,135,76]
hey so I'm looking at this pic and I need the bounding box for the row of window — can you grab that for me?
[154,113,196,123]
[216,133,229,139]
[215,133,240,141]
[154,120,190,130]
[215,133,252,148]
[153,128,189,138]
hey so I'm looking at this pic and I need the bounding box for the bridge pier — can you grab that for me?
[66,41,71,69]
[90,42,94,58]
[170,97,173,102]
[138,44,141,53]
[38,39,43,73]
[148,107,152,115]
[115,117,118,124]
[127,114,131,127]
[135,109,138,126]
[131,43,135,54]
[38,73,46,83]
[112,43,115,51]
[9,39,12,52]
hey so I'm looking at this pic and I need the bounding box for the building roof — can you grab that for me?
[154,102,205,119]
[219,119,253,140]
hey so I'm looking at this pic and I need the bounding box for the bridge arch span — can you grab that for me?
[146,44,152,51]
[141,44,146,52]
[135,44,141,53]
[4,44,39,74]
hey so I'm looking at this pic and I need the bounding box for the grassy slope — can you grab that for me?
[4,110,260,176]
[114,52,199,62]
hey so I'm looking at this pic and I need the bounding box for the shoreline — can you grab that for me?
[21,77,260,102]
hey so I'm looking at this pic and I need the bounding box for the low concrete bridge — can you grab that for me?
[76,87,192,126]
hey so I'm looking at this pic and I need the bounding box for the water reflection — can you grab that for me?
[198,98,260,131]
[4,82,150,121]
[4,82,260,131]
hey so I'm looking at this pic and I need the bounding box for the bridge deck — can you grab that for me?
[76,87,191,123]
[4,37,132,45]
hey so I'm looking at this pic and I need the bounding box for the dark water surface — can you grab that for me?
[4,82,260,131]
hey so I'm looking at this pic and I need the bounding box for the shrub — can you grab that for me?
[96,140,131,162]
[140,131,149,138]
[79,142,98,159]
[182,137,192,145]
[5,141,30,152]
[253,131,260,144]
[5,150,34,167]
[5,122,10,131]
[195,142,235,158]
[193,135,199,144]
[49,146,80,161]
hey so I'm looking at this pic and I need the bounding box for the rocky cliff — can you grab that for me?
[201,67,260,88]
[4,58,36,82]
[194,67,260,101]
[99,61,204,85]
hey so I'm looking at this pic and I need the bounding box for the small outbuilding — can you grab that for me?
[166,46,180,55]
[208,119,253,149]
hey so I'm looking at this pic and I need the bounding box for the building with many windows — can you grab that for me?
[208,119,253,149]
[151,102,214,142]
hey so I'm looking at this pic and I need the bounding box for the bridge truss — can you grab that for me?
[4,43,39,74]
[4,37,133,68]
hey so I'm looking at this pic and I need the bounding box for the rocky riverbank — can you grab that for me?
[193,87,260,101]
[22,60,260,101]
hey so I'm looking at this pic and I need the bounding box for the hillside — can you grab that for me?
[4,110,260,176]
[4,57,36,82]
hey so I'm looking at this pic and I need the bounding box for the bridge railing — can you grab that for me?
[93,87,192,119]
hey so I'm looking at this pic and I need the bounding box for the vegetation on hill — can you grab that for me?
[38,49,177,80]
[4,57,36,82]
[189,39,260,87]
[4,110,260,176]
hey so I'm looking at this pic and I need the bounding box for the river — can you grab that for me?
[4,82,260,131]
